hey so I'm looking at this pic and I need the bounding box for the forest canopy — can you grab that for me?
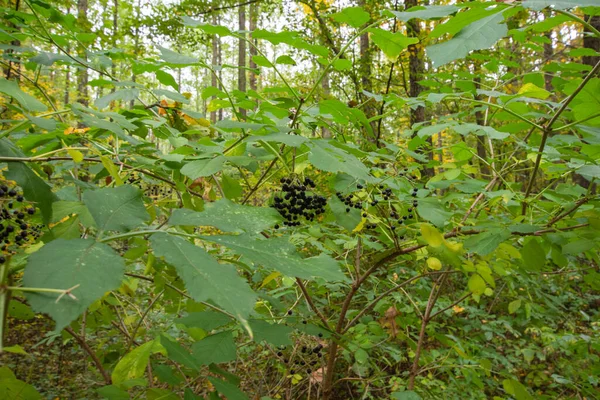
[0,0,599,399]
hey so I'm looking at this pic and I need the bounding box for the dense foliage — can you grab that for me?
[1,0,599,399]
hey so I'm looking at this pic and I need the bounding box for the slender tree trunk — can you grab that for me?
[111,0,118,94]
[474,72,490,177]
[358,0,378,141]
[321,68,332,138]
[574,15,600,190]
[4,0,21,81]
[211,13,219,123]
[238,5,247,119]
[406,0,433,176]
[248,4,258,93]
[77,0,89,106]
[130,0,141,108]
[543,11,553,91]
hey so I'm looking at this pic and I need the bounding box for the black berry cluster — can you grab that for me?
[0,183,40,262]
[275,337,325,376]
[335,191,363,213]
[272,177,326,227]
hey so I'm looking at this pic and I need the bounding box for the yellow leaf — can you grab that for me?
[101,156,124,186]
[260,271,281,288]
[67,148,84,163]
[445,240,463,253]
[352,218,367,233]
[426,257,442,270]
[452,305,465,314]
[197,118,211,127]
[420,223,444,247]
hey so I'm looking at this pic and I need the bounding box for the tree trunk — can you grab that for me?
[211,13,219,124]
[4,0,21,81]
[406,0,433,176]
[358,0,378,141]
[77,0,89,106]
[238,5,247,119]
[111,0,118,94]
[248,4,258,93]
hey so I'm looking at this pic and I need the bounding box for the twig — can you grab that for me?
[546,196,592,227]
[429,292,470,320]
[295,278,330,330]
[126,289,165,352]
[64,326,111,384]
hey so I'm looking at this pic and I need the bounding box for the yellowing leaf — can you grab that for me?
[67,148,84,163]
[426,257,442,270]
[197,118,211,127]
[445,240,463,253]
[468,274,486,295]
[260,271,281,288]
[452,305,464,314]
[517,83,550,100]
[100,156,124,186]
[420,223,444,247]
[353,218,367,233]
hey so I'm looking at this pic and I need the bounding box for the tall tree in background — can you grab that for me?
[238,4,247,118]
[77,0,89,106]
[248,4,258,93]
[405,0,433,176]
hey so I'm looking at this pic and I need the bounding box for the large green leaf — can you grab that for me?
[390,5,459,21]
[0,139,58,224]
[464,229,511,256]
[157,46,198,65]
[150,233,256,321]
[520,238,546,271]
[180,156,226,180]
[307,140,373,182]
[169,199,280,234]
[369,28,418,60]
[522,0,600,11]
[202,234,347,282]
[429,5,500,39]
[208,377,249,400]
[160,336,199,370]
[503,378,534,400]
[112,340,165,385]
[83,185,149,233]
[0,367,42,400]
[331,6,370,28]
[416,198,452,228]
[22,239,125,331]
[0,78,47,112]
[249,319,293,347]
[191,332,237,365]
[176,311,232,331]
[427,10,508,67]
[95,88,140,109]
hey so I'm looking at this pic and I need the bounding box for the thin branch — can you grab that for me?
[126,289,165,352]
[64,326,111,384]
[198,0,261,14]
[429,292,470,321]
[296,278,330,330]
[546,196,592,227]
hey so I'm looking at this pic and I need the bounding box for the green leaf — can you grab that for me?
[251,55,272,67]
[0,78,47,112]
[153,89,190,104]
[150,233,256,321]
[426,10,508,67]
[202,234,347,282]
[157,46,198,65]
[520,238,545,271]
[0,139,58,224]
[390,5,459,22]
[22,239,125,332]
[331,6,370,28]
[176,311,232,331]
[181,17,233,36]
[562,238,595,255]
[274,55,296,65]
[522,0,600,11]
[249,319,293,347]
[369,28,418,60]
[517,83,551,100]
[391,391,422,400]
[83,185,149,233]
[307,140,373,182]
[169,199,280,234]
[180,156,226,180]
[508,299,522,314]
[112,340,164,385]
[208,377,249,400]
[191,332,237,365]
[577,165,600,180]
[246,133,308,147]
[97,385,129,400]
[95,88,140,109]
[333,59,353,71]
[468,274,486,295]
[503,378,534,400]
[429,5,500,39]
[420,224,445,247]
[155,70,179,90]
[160,336,199,370]
[416,198,452,228]
[464,229,511,256]
[0,366,42,400]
